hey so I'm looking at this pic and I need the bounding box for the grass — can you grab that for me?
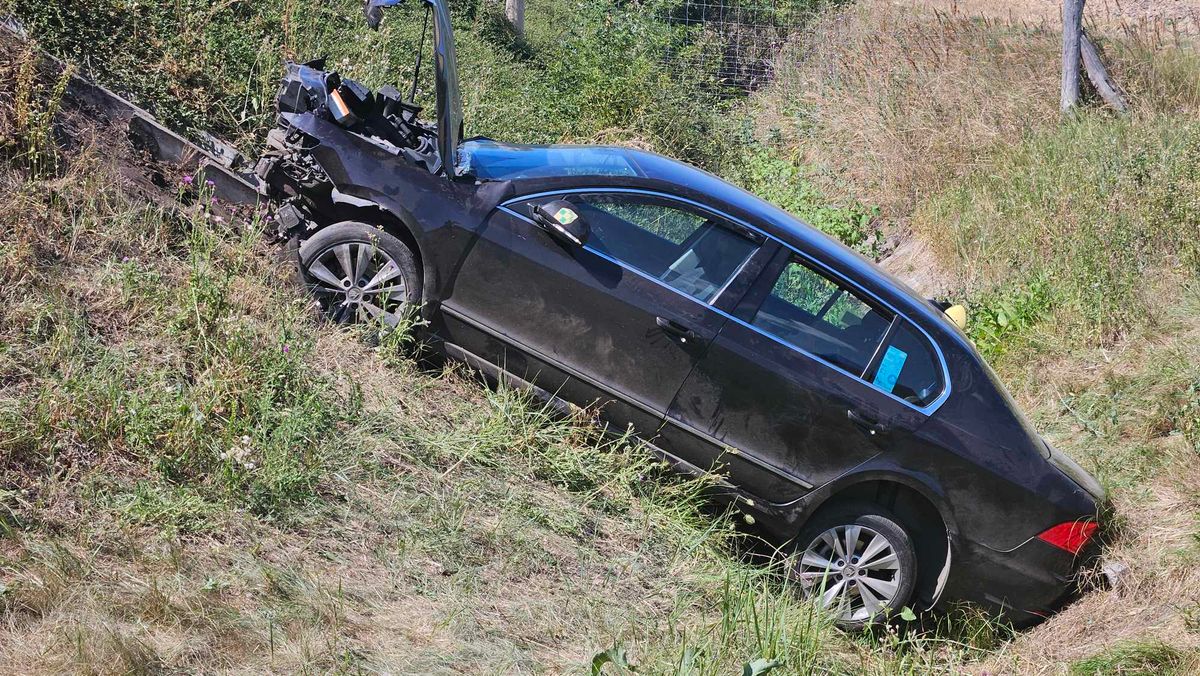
[1070,640,1199,675]
[1,0,879,254]
[5,0,1200,673]
[916,115,1200,346]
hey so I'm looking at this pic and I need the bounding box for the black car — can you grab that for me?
[255,0,1106,628]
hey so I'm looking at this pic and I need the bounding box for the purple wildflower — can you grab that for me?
[181,175,193,186]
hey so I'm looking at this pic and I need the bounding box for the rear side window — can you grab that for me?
[564,193,761,303]
[751,257,891,375]
[865,321,944,407]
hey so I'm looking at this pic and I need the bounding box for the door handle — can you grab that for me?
[847,409,889,436]
[656,316,698,342]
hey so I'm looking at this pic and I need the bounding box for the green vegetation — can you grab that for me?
[730,143,880,254]
[917,117,1200,346]
[5,0,1200,672]
[5,0,876,252]
[1070,641,1199,675]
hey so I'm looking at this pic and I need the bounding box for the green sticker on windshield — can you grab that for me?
[873,346,908,393]
[554,207,578,225]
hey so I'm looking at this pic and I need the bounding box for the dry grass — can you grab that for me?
[900,0,1200,31]
[756,0,1200,222]
[757,1,1064,217]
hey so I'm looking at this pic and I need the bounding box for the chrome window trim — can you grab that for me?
[499,187,952,416]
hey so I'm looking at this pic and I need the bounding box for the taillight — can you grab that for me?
[1037,520,1099,555]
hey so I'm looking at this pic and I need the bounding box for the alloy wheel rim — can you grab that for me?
[796,524,903,623]
[304,240,406,327]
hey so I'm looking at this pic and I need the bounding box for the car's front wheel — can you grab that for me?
[792,504,918,630]
[297,221,421,328]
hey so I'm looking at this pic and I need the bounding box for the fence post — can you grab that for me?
[506,0,525,38]
[1061,0,1084,112]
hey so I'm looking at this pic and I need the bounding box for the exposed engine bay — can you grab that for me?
[253,0,471,243]
[276,60,438,166]
[255,58,444,240]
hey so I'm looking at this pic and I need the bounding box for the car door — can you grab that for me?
[439,188,769,437]
[660,247,949,504]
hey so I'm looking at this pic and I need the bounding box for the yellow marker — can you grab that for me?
[944,304,967,330]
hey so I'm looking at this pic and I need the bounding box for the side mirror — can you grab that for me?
[364,0,402,30]
[532,200,589,247]
[365,4,384,29]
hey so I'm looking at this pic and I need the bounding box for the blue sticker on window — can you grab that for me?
[872,346,908,393]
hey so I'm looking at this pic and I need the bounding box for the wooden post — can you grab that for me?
[1061,0,1084,112]
[1081,32,1130,113]
[505,0,525,38]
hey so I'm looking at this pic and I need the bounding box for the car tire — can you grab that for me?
[792,503,918,630]
[297,221,421,328]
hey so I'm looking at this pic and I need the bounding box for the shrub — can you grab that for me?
[916,116,1200,343]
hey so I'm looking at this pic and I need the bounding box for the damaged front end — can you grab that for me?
[255,0,462,240]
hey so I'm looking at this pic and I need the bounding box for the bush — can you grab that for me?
[916,115,1200,344]
[730,142,880,253]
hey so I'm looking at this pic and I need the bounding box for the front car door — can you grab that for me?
[661,247,949,504]
[438,188,770,437]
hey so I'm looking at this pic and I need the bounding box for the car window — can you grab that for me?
[751,256,891,375]
[865,321,944,407]
[565,193,761,303]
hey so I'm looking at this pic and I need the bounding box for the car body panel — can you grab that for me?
[662,316,932,503]
[441,201,732,434]
[258,2,1106,624]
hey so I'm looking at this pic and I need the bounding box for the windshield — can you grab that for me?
[459,141,642,180]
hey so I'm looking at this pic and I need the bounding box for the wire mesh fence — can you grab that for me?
[653,0,832,93]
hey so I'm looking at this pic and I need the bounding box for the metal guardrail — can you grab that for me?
[1,14,263,206]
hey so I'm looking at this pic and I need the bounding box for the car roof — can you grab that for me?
[460,139,947,327]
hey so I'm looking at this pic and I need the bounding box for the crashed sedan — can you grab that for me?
[254,0,1106,628]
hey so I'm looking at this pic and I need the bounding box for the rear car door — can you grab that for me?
[439,189,769,437]
[660,248,948,504]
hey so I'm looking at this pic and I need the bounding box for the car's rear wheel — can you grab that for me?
[297,221,421,328]
[792,504,918,630]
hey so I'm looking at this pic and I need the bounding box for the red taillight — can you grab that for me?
[1037,520,1099,555]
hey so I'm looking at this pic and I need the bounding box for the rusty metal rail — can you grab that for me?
[2,15,263,206]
